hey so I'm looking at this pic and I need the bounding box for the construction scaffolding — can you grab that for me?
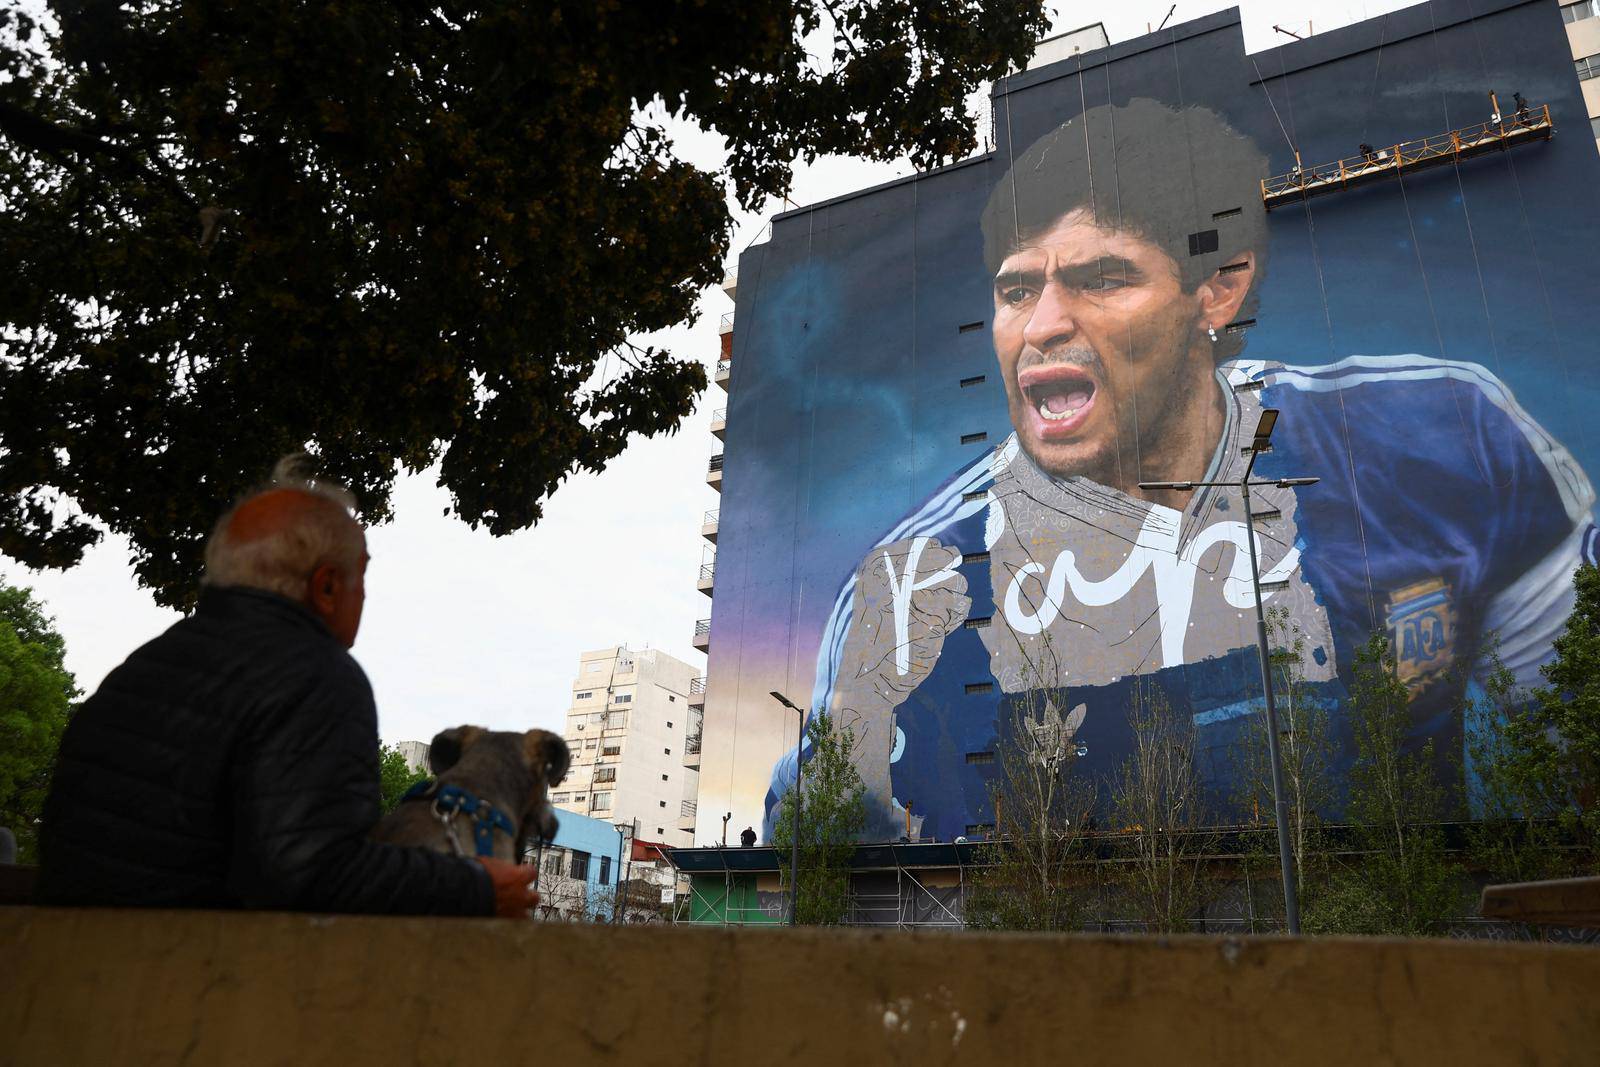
[1260,103,1553,210]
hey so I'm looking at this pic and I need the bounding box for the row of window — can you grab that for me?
[1562,0,1599,25]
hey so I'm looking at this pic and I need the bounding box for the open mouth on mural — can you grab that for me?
[1017,363,1098,440]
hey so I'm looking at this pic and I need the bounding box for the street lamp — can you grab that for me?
[1140,408,1316,935]
[769,690,806,926]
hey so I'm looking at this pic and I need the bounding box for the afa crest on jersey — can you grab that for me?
[1385,577,1456,689]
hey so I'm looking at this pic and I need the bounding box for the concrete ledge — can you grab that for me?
[5,907,1599,1065]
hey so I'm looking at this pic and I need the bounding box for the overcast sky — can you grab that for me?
[1,0,1423,747]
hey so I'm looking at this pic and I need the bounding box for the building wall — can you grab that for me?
[698,0,1600,844]
[553,646,701,848]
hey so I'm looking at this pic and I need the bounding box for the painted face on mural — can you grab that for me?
[991,208,1252,489]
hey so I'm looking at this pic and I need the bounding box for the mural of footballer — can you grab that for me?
[765,98,1596,843]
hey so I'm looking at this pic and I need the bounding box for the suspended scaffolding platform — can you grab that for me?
[1260,103,1554,211]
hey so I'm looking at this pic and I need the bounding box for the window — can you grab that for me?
[666,721,673,729]
[964,616,992,629]
[585,739,598,749]
[613,693,632,704]
[659,800,667,808]
[663,747,671,755]
[1212,206,1242,220]
[959,374,986,388]
[960,432,988,445]
[669,694,676,702]
[1225,318,1256,334]
[1187,229,1219,256]
[544,850,564,878]
[661,774,669,781]
[966,751,996,765]
[552,792,570,803]
[602,745,621,756]
[962,551,990,566]
[594,767,616,783]
[965,823,995,835]
[1592,116,1600,141]
[574,794,586,803]
[592,792,612,811]
[957,320,984,333]
[599,856,612,886]
[605,711,628,729]
[961,490,987,503]
[570,851,590,880]
[1218,261,1249,275]
[1577,53,1600,81]
[657,827,665,836]
[576,691,594,700]
[964,682,994,695]
[1562,1,1599,24]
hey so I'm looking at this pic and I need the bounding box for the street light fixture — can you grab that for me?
[769,690,806,927]
[1140,408,1316,935]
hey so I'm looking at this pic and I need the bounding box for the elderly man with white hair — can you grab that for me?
[38,458,538,917]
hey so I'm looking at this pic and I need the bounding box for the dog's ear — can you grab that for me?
[429,726,485,774]
[523,730,571,787]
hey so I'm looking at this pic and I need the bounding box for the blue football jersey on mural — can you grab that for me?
[764,355,1595,843]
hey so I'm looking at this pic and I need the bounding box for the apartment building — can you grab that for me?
[552,646,703,848]
[1562,0,1600,151]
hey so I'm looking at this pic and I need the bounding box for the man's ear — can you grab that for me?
[523,730,571,787]
[1195,250,1256,332]
[428,726,485,774]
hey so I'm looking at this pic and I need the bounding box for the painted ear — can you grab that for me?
[523,729,571,787]
[428,726,485,774]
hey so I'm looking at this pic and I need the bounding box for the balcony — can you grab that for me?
[710,407,726,441]
[682,728,702,771]
[714,358,731,391]
[701,508,718,545]
[721,269,737,300]
[677,799,698,831]
[687,675,707,708]
[706,453,723,493]
[692,618,710,653]
[697,561,715,597]
[718,311,734,336]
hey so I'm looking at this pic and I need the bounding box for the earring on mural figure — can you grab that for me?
[1207,324,1219,343]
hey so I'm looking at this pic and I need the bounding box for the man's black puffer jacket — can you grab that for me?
[38,585,494,915]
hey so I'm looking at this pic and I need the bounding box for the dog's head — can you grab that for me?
[428,726,571,845]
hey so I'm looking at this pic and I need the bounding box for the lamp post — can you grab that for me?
[769,690,807,926]
[1140,408,1317,935]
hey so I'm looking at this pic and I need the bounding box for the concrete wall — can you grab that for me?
[6,907,1599,1065]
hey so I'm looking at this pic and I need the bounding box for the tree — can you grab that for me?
[1308,632,1461,936]
[770,708,867,925]
[1518,564,1600,865]
[1110,681,1215,933]
[0,582,78,862]
[378,743,429,814]
[0,1,1049,606]
[965,686,1096,931]
[1461,639,1572,884]
[1232,605,1336,923]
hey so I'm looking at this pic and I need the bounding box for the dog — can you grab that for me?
[373,726,570,862]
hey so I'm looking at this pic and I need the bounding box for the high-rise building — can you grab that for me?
[693,0,1600,846]
[552,646,703,848]
[1561,0,1600,150]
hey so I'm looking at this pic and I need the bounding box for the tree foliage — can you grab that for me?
[1307,633,1461,936]
[1110,682,1215,933]
[0,1,1048,605]
[377,742,429,814]
[965,678,1095,931]
[771,708,867,925]
[0,582,78,862]
[1232,605,1336,924]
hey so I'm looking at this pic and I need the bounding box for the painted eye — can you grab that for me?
[1002,286,1033,306]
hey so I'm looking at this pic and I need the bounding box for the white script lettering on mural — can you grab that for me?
[999,509,1300,668]
[881,535,964,676]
